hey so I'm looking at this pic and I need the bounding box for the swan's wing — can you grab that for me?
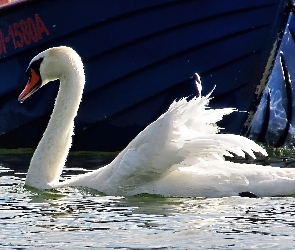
[165,91,267,164]
[100,118,184,193]
[177,134,267,164]
[64,78,267,195]
[167,96,235,136]
[106,96,264,188]
[63,108,184,193]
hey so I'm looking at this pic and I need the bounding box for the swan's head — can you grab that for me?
[18,46,83,102]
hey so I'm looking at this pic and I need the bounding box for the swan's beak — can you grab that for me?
[18,68,42,103]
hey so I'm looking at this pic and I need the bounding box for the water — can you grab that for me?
[1,150,295,249]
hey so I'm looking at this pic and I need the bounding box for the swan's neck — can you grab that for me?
[25,66,85,189]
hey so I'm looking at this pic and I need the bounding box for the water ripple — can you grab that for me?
[1,153,295,249]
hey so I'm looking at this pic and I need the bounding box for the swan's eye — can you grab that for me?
[26,68,31,79]
[26,57,44,79]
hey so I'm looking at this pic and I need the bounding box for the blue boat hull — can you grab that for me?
[249,7,295,147]
[0,0,290,151]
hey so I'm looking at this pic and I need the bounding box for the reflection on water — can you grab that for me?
[1,151,295,249]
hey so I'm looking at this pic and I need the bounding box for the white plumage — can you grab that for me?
[20,46,295,197]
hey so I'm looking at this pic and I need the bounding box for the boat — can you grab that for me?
[0,0,291,151]
[249,3,295,147]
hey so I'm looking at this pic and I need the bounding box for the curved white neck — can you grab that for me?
[25,64,85,189]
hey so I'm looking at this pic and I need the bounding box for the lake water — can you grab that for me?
[1,150,295,249]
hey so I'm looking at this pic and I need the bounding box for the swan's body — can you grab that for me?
[19,46,295,197]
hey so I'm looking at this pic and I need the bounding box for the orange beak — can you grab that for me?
[18,68,41,103]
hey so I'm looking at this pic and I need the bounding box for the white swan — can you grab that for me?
[18,46,295,197]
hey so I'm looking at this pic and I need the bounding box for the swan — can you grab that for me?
[18,46,295,197]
